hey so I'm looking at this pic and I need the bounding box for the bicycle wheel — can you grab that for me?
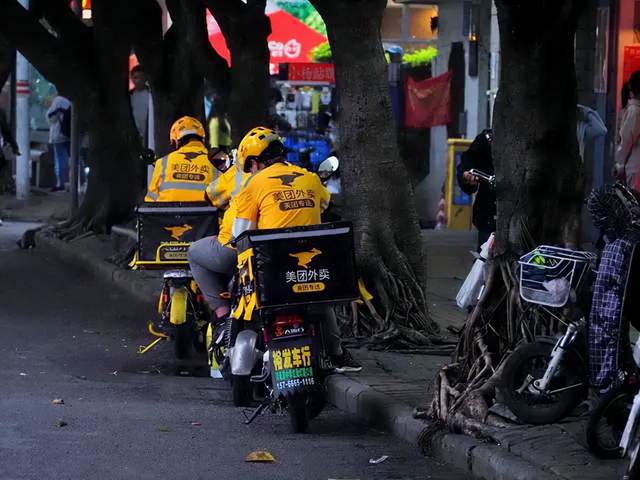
[587,386,632,459]
[498,341,587,424]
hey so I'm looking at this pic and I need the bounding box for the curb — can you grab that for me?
[36,231,159,306]
[326,374,563,480]
[35,229,563,480]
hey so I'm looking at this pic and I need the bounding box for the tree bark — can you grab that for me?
[0,0,143,231]
[0,36,14,91]
[129,0,230,156]
[493,0,584,255]
[205,0,271,144]
[309,0,437,340]
[433,0,586,424]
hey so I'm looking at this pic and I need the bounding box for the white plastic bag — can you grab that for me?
[456,234,494,309]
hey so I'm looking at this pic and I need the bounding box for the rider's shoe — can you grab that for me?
[331,348,363,373]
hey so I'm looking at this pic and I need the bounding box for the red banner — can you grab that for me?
[623,45,640,82]
[404,72,452,129]
[287,63,335,83]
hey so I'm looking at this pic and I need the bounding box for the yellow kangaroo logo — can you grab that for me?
[164,224,192,241]
[289,248,322,269]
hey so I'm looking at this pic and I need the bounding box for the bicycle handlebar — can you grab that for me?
[468,169,496,186]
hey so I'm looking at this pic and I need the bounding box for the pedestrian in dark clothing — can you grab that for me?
[0,106,19,162]
[456,129,496,250]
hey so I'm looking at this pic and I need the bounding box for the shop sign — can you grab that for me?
[287,63,335,83]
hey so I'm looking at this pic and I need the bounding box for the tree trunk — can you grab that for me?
[0,0,144,231]
[432,0,586,425]
[205,0,271,144]
[310,0,437,341]
[0,36,14,91]
[493,0,584,255]
[73,0,142,230]
[130,0,230,156]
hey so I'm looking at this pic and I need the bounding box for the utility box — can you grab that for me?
[446,139,473,230]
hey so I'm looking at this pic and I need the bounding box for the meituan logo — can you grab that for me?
[164,224,193,241]
[270,171,304,186]
[289,248,322,269]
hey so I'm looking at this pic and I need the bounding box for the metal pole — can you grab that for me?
[15,0,30,200]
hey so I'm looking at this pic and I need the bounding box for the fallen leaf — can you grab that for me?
[245,450,275,463]
[369,455,389,465]
[191,421,201,427]
[52,398,64,405]
[57,420,67,427]
[158,426,170,432]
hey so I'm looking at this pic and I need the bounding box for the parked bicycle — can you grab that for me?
[497,246,595,424]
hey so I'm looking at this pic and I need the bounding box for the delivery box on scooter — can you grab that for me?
[235,221,358,309]
[132,203,219,269]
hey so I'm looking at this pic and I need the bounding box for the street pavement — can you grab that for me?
[0,221,470,480]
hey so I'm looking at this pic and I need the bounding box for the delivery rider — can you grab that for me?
[145,116,213,202]
[231,127,362,373]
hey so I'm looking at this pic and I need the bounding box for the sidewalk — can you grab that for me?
[0,189,71,223]
[7,192,626,480]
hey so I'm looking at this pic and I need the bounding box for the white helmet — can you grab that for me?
[317,156,339,181]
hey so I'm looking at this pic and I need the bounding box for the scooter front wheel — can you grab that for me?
[587,385,632,459]
[498,341,586,425]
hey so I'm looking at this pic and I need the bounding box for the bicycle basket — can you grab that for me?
[519,245,596,308]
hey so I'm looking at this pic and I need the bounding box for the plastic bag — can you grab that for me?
[456,234,494,309]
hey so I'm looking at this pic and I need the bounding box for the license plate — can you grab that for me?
[270,337,316,394]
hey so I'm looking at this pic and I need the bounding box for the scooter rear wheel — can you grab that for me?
[288,393,309,433]
[232,374,252,407]
[499,341,586,425]
[626,438,640,480]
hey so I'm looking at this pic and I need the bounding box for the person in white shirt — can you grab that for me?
[130,65,150,146]
[615,71,640,191]
[46,92,71,191]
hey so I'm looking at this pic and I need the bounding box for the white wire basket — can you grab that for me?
[519,245,596,308]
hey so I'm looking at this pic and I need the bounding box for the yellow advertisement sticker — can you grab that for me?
[292,282,325,293]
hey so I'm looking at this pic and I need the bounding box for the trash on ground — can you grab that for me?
[191,421,201,426]
[19,372,27,376]
[52,398,64,405]
[158,426,170,432]
[57,420,67,427]
[369,455,389,465]
[245,450,275,462]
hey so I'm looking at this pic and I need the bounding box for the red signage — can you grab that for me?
[207,7,327,74]
[623,45,640,82]
[287,63,335,83]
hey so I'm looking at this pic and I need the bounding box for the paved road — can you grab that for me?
[0,222,469,480]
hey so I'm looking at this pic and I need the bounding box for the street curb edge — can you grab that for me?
[36,231,158,306]
[326,375,562,480]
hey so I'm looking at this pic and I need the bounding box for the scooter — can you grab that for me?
[221,222,358,433]
[132,203,218,359]
[586,339,640,480]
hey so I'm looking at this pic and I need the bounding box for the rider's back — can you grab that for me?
[235,162,330,230]
[145,140,213,202]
